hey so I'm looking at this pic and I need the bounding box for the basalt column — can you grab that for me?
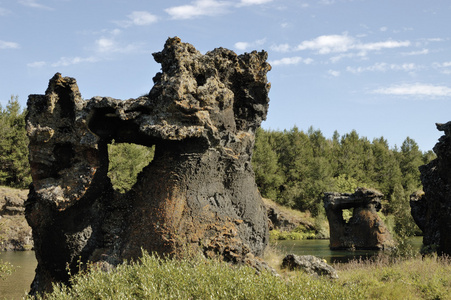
[26,37,271,295]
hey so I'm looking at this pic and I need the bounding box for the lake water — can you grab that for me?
[274,236,423,264]
[0,251,37,299]
[0,237,423,299]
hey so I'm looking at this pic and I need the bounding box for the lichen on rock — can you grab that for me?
[25,37,271,295]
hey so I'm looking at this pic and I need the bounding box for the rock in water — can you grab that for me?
[411,122,451,255]
[25,37,271,295]
[323,188,395,250]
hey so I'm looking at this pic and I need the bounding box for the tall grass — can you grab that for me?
[33,251,451,300]
[35,251,364,300]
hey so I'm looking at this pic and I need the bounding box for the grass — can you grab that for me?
[334,254,451,300]
[32,250,451,300]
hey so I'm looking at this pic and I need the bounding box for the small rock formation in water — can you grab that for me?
[281,254,338,279]
[411,122,451,255]
[323,188,395,250]
[25,37,271,294]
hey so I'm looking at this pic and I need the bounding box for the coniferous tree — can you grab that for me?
[0,96,30,187]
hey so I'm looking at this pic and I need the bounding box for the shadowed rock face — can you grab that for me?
[323,188,395,250]
[25,37,271,294]
[411,122,451,255]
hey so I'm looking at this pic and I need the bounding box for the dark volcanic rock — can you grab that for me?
[412,122,451,255]
[26,37,271,294]
[323,188,395,250]
[281,254,338,279]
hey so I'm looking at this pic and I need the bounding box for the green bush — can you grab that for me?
[269,228,316,241]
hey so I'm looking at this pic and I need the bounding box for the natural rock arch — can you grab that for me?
[25,37,271,294]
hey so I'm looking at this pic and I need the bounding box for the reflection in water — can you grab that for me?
[0,251,37,299]
[274,237,423,264]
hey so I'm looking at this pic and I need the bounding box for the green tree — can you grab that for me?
[107,141,155,193]
[252,128,284,200]
[0,96,31,188]
[399,137,423,193]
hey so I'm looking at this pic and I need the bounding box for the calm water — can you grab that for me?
[274,236,423,264]
[0,251,37,300]
[0,237,423,299]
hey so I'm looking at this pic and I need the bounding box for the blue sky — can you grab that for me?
[1,0,450,151]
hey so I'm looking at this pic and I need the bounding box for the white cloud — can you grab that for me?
[27,61,47,68]
[295,34,410,55]
[234,38,266,51]
[373,83,451,97]
[355,40,411,51]
[18,0,53,10]
[235,42,250,51]
[320,0,335,5]
[270,43,291,53]
[433,61,451,74]
[403,49,429,56]
[165,0,230,20]
[433,62,451,68]
[51,56,98,67]
[117,11,158,27]
[296,34,355,54]
[347,63,418,73]
[0,40,19,49]
[95,37,142,54]
[328,70,340,77]
[269,56,313,66]
[237,0,272,6]
[380,27,388,32]
[96,38,115,53]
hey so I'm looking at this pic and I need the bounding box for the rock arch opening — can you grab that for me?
[107,141,155,194]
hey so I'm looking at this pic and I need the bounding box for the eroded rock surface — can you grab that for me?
[411,122,451,255]
[281,254,338,279]
[323,188,395,250]
[26,37,271,294]
[0,187,33,251]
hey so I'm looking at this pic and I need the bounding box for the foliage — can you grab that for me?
[107,142,155,193]
[252,126,435,237]
[33,251,451,300]
[0,96,30,188]
[269,226,316,241]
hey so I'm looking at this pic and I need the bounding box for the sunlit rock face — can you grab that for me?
[323,188,395,250]
[411,122,451,256]
[25,37,271,295]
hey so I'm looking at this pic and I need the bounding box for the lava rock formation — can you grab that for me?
[323,188,395,250]
[25,37,271,294]
[411,122,451,255]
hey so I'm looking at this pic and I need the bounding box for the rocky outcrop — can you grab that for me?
[323,188,395,250]
[25,37,271,295]
[0,187,33,251]
[411,122,451,255]
[281,254,338,279]
[263,198,315,232]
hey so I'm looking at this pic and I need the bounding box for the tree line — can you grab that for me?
[252,126,435,236]
[0,96,436,236]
